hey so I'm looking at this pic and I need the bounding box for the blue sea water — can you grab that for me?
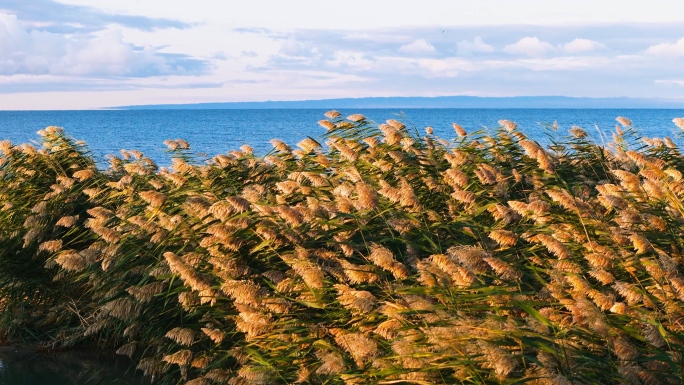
[1,109,683,166]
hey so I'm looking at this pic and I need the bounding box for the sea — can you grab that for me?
[1,109,683,166]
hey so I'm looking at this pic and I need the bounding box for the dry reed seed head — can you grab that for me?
[235,310,273,340]
[629,233,653,254]
[115,342,136,358]
[443,168,469,188]
[534,234,572,259]
[205,369,231,383]
[269,138,291,152]
[236,365,275,385]
[201,327,226,344]
[331,140,359,162]
[373,318,403,340]
[224,196,251,213]
[171,157,193,174]
[91,226,122,244]
[44,125,63,135]
[274,205,304,227]
[616,116,633,128]
[0,140,12,155]
[20,143,37,155]
[447,246,489,272]
[275,180,298,195]
[163,139,179,150]
[354,182,379,210]
[287,256,326,289]
[139,190,167,208]
[664,168,683,182]
[68,168,94,182]
[535,150,555,173]
[297,137,321,153]
[146,178,163,190]
[587,289,616,311]
[669,117,684,130]
[239,144,254,155]
[444,150,468,167]
[642,213,668,231]
[613,281,642,305]
[213,154,237,168]
[332,330,378,367]
[31,201,47,215]
[642,323,666,348]
[424,126,434,135]
[398,178,421,210]
[221,279,263,306]
[163,349,194,366]
[583,252,612,269]
[478,340,518,378]
[55,250,87,271]
[498,120,518,132]
[324,110,342,119]
[386,119,406,130]
[482,257,519,280]
[368,243,410,279]
[334,284,378,313]
[164,251,213,292]
[346,114,366,122]
[315,349,346,375]
[568,126,589,138]
[488,203,520,224]
[451,189,477,205]
[177,291,200,310]
[475,163,502,185]
[488,229,518,247]
[378,124,403,146]
[101,297,141,321]
[449,122,467,137]
[126,281,167,303]
[610,337,638,361]
[362,136,379,148]
[430,254,476,286]
[161,172,187,188]
[546,188,590,213]
[39,239,62,253]
[166,327,196,346]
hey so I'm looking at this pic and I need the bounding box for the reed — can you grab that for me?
[1,115,684,384]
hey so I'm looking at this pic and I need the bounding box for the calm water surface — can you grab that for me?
[0,348,145,384]
[1,109,683,165]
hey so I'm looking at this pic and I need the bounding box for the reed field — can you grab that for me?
[3,112,684,384]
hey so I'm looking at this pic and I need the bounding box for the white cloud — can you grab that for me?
[457,36,495,54]
[326,51,374,70]
[280,37,316,57]
[563,38,606,54]
[503,37,555,56]
[399,39,436,54]
[645,37,684,56]
[0,13,203,77]
[654,79,684,87]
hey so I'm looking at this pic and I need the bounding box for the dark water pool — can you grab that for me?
[0,347,146,385]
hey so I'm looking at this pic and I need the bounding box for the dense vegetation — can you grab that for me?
[2,113,684,384]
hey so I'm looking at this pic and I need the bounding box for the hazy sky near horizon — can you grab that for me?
[1,0,684,109]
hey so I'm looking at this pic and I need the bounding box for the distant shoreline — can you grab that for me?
[111,95,684,110]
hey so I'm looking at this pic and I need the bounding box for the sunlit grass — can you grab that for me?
[1,114,684,384]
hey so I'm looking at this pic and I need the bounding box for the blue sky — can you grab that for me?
[1,0,684,109]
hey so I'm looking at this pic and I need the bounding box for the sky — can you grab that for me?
[1,0,684,109]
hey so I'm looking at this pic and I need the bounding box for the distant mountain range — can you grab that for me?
[113,96,684,110]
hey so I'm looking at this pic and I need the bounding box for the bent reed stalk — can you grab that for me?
[1,116,684,384]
